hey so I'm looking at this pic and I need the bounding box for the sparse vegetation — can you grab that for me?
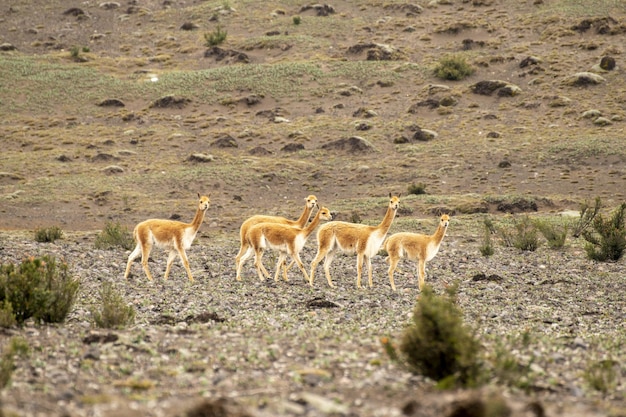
[94,221,134,250]
[433,54,475,81]
[383,284,483,388]
[293,15,302,25]
[500,215,540,252]
[407,182,427,195]
[582,203,626,262]
[90,281,135,329]
[535,218,568,249]
[572,197,601,238]
[0,337,30,389]
[479,218,495,257]
[34,226,64,243]
[204,25,228,47]
[0,255,79,326]
[584,359,618,393]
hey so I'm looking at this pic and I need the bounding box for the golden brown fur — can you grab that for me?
[310,194,400,288]
[235,195,318,280]
[384,214,450,291]
[238,206,332,282]
[124,193,210,282]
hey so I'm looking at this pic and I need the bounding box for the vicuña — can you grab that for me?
[124,193,211,283]
[384,214,450,291]
[310,194,400,288]
[235,195,318,280]
[237,206,333,282]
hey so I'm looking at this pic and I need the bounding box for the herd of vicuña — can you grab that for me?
[124,193,450,291]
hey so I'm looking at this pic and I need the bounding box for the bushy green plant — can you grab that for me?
[34,226,64,243]
[535,218,568,249]
[584,359,618,393]
[572,197,601,238]
[583,203,626,262]
[94,221,134,250]
[0,337,29,389]
[407,182,426,195]
[293,15,302,25]
[0,256,79,326]
[489,331,536,392]
[91,282,135,329]
[383,284,483,388]
[433,54,475,81]
[479,218,495,257]
[204,25,228,47]
[499,216,539,251]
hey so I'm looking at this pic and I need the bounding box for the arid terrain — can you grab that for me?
[0,0,625,416]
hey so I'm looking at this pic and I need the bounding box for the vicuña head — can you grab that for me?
[310,193,401,289]
[235,194,318,281]
[124,193,211,283]
[385,213,450,291]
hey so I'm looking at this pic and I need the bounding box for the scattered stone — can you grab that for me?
[281,143,305,152]
[321,136,374,153]
[187,153,215,162]
[352,107,377,118]
[242,94,263,106]
[306,297,341,309]
[498,160,511,168]
[248,146,272,156]
[185,311,226,324]
[593,117,612,126]
[149,95,191,109]
[486,131,500,138]
[412,128,438,142]
[0,43,17,51]
[180,22,199,31]
[185,398,253,417]
[299,392,349,415]
[63,7,85,16]
[272,116,290,123]
[497,199,538,213]
[562,72,606,87]
[212,135,238,148]
[347,43,406,61]
[355,122,371,131]
[99,2,120,10]
[519,56,542,68]
[204,46,250,63]
[408,99,440,112]
[439,96,458,107]
[427,84,451,94]
[82,332,118,344]
[472,272,504,282]
[56,155,72,162]
[91,153,119,162]
[582,109,602,119]
[382,3,423,15]
[299,4,336,16]
[600,56,616,71]
[548,96,572,107]
[101,165,124,174]
[470,80,519,96]
[497,84,522,97]
[97,98,125,107]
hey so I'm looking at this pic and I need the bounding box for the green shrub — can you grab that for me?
[479,218,495,257]
[583,203,626,262]
[0,256,80,326]
[34,226,64,243]
[383,284,483,388]
[0,300,16,328]
[204,25,228,47]
[500,216,539,251]
[293,15,302,25]
[407,182,426,195]
[91,282,135,329]
[572,197,601,238]
[434,54,475,81]
[584,359,618,393]
[489,332,536,392]
[535,218,568,249]
[94,221,134,250]
[0,337,29,389]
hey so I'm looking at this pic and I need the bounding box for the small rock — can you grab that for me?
[187,153,215,162]
[582,109,602,119]
[593,117,612,126]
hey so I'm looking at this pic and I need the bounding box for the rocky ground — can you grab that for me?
[1,224,624,417]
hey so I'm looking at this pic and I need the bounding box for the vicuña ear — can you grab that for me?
[388,192,392,198]
[197,192,201,199]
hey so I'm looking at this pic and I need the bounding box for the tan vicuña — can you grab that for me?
[124,193,210,283]
[385,214,450,291]
[238,206,333,283]
[310,193,400,289]
[235,195,318,280]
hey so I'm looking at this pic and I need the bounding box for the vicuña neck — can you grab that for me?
[295,203,314,226]
[377,205,397,233]
[304,210,323,237]
[189,207,207,231]
[433,224,448,243]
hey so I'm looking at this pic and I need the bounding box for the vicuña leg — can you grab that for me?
[125,244,143,279]
[418,259,426,291]
[387,256,401,291]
